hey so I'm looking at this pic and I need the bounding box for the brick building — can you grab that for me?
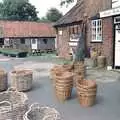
[54,0,120,68]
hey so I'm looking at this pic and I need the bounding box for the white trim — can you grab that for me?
[91,19,102,42]
[100,7,120,18]
[69,42,77,46]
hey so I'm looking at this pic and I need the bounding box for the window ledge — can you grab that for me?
[90,41,103,43]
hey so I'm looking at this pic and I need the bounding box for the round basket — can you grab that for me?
[10,69,33,92]
[0,88,28,120]
[23,103,61,120]
[97,56,106,68]
[76,80,97,107]
[0,69,8,91]
[54,72,73,101]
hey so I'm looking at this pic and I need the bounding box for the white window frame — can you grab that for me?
[91,19,102,42]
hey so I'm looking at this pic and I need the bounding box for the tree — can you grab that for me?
[46,8,63,22]
[60,0,75,6]
[0,0,39,21]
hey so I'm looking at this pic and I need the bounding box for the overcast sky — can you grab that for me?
[29,0,76,18]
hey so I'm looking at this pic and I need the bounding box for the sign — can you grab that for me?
[112,0,120,8]
[70,34,79,42]
[100,7,120,18]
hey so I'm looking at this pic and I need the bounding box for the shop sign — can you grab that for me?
[100,7,120,18]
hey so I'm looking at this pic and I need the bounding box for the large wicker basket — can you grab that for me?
[76,80,97,107]
[23,103,61,120]
[10,69,33,92]
[0,69,8,91]
[0,88,28,120]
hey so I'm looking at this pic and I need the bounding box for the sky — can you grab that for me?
[29,0,77,18]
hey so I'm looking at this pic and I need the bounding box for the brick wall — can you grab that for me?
[87,17,113,66]
[56,27,70,59]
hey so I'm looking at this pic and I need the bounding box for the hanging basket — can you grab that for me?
[0,69,8,91]
[10,69,33,92]
[76,80,97,107]
[23,103,61,120]
[0,88,28,120]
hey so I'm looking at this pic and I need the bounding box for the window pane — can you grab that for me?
[92,19,102,41]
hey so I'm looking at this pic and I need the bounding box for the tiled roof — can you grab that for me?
[54,0,84,26]
[54,0,111,26]
[0,20,56,38]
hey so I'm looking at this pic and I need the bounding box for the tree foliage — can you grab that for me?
[60,0,75,6]
[46,8,63,22]
[0,0,39,21]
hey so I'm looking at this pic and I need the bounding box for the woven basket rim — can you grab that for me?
[77,80,97,88]
[0,88,28,106]
[24,103,61,120]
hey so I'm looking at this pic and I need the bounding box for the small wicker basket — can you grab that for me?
[0,88,28,120]
[0,69,8,91]
[23,103,61,120]
[10,69,33,92]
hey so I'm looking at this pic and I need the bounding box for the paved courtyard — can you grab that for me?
[0,55,120,120]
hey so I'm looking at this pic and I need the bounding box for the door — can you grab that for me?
[115,24,120,67]
[31,39,37,49]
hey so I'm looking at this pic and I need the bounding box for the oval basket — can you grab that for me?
[0,88,28,120]
[10,69,33,92]
[0,69,8,91]
[23,103,61,120]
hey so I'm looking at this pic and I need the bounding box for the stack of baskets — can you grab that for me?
[73,62,85,86]
[23,103,61,120]
[55,71,73,101]
[0,69,7,92]
[76,80,97,107]
[50,64,73,101]
[10,69,33,92]
[0,88,28,120]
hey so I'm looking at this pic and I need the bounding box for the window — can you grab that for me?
[20,38,25,44]
[43,39,48,44]
[32,39,36,44]
[59,30,62,35]
[91,19,102,42]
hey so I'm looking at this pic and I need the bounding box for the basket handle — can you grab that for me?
[7,87,18,92]
[0,101,12,113]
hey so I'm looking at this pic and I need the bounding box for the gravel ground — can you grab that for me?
[0,55,120,120]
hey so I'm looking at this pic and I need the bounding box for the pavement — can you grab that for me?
[0,55,120,120]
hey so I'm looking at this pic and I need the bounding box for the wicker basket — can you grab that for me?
[0,88,28,120]
[97,56,106,68]
[54,72,73,101]
[23,103,61,120]
[73,62,85,77]
[0,69,8,91]
[10,69,33,92]
[76,80,97,107]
